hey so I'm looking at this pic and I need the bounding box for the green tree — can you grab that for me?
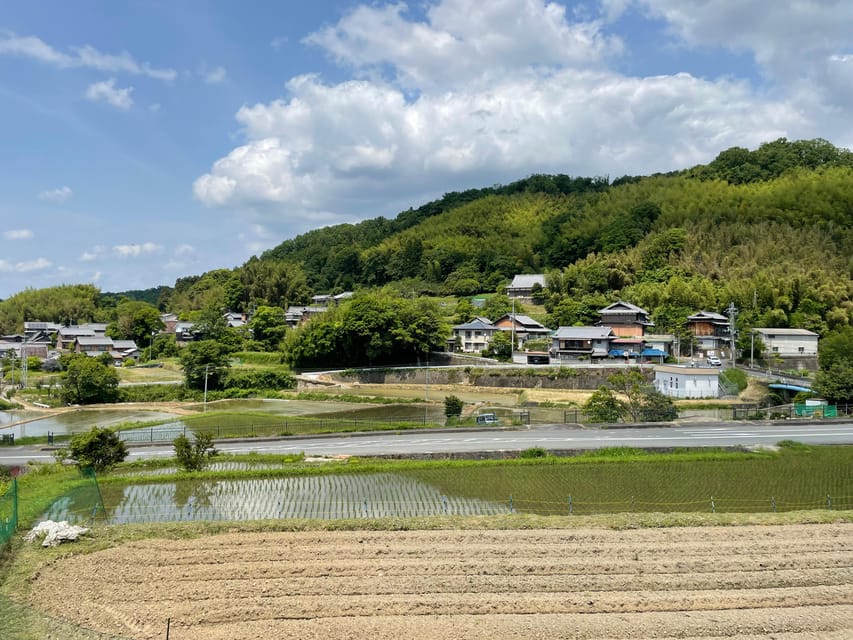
[444,394,463,418]
[818,327,853,371]
[814,362,853,403]
[583,387,623,423]
[483,331,512,361]
[173,432,218,471]
[61,354,119,404]
[249,305,288,351]
[179,340,231,390]
[606,369,648,422]
[68,427,128,471]
[284,292,447,368]
[106,300,164,346]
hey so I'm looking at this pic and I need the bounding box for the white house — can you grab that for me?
[754,328,819,358]
[451,317,498,353]
[653,364,720,399]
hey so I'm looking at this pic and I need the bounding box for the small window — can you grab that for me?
[798,346,804,353]
[772,346,779,352]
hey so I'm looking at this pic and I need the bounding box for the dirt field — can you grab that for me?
[25,523,853,639]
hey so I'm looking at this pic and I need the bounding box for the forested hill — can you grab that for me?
[1,137,852,337]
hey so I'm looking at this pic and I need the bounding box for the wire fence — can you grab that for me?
[32,469,853,526]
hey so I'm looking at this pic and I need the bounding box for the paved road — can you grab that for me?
[2,421,852,466]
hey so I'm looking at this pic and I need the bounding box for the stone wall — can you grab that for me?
[330,366,654,390]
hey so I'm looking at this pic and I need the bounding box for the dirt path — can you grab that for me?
[26,523,853,639]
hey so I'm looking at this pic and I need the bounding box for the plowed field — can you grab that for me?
[27,524,853,639]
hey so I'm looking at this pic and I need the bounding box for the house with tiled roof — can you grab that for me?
[451,317,499,353]
[505,274,546,300]
[551,326,614,361]
[597,301,654,337]
[493,313,551,348]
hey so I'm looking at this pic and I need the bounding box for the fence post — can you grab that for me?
[509,494,513,513]
[711,496,716,513]
[568,494,573,515]
[771,496,776,513]
[442,495,448,515]
[827,494,832,510]
[630,495,635,512]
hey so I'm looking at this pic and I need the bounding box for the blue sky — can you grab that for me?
[1,0,851,299]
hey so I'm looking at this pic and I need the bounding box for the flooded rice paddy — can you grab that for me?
[46,474,510,523]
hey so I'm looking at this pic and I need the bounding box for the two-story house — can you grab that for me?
[597,301,654,337]
[451,317,499,353]
[493,313,551,348]
[551,326,614,361]
[686,310,729,353]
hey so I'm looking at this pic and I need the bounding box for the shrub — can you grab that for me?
[68,427,128,471]
[519,447,548,458]
[444,394,464,417]
[173,433,218,472]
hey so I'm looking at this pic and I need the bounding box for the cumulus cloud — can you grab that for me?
[304,0,622,91]
[3,229,33,240]
[85,78,134,109]
[0,32,176,80]
[113,242,162,257]
[174,244,195,256]
[193,0,848,227]
[38,186,73,203]
[0,257,52,272]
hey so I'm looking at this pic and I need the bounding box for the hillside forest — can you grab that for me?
[1,137,852,382]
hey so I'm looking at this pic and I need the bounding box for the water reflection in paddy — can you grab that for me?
[46,474,509,523]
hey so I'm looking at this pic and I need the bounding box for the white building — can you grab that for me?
[753,328,819,358]
[653,364,720,399]
[451,317,498,353]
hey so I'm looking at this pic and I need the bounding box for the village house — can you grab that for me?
[551,326,614,361]
[753,327,819,357]
[653,364,720,399]
[505,274,546,301]
[597,301,654,337]
[55,326,95,350]
[686,310,730,354]
[285,305,327,329]
[451,317,499,353]
[492,313,551,348]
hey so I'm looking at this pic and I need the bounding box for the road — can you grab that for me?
[2,421,853,466]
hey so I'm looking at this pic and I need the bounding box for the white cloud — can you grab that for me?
[203,66,227,85]
[79,251,98,262]
[175,244,195,256]
[304,0,622,91]
[194,0,848,227]
[0,32,176,80]
[3,229,33,240]
[85,79,134,109]
[270,36,288,50]
[38,186,73,203]
[0,257,53,272]
[113,242,163,257]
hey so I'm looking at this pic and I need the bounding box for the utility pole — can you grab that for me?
[20,339,28,389]
[726,302,738,368]
[510,297,516,360]
[203,364,209,412]
[750,329,755,369]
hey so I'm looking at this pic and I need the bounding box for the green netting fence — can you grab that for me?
[1,478,17,546]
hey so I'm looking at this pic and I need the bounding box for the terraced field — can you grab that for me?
[26,523,853,639]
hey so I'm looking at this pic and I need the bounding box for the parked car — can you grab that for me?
[707,355,722,366]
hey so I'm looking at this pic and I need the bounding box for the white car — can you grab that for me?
[707,356,722,366]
